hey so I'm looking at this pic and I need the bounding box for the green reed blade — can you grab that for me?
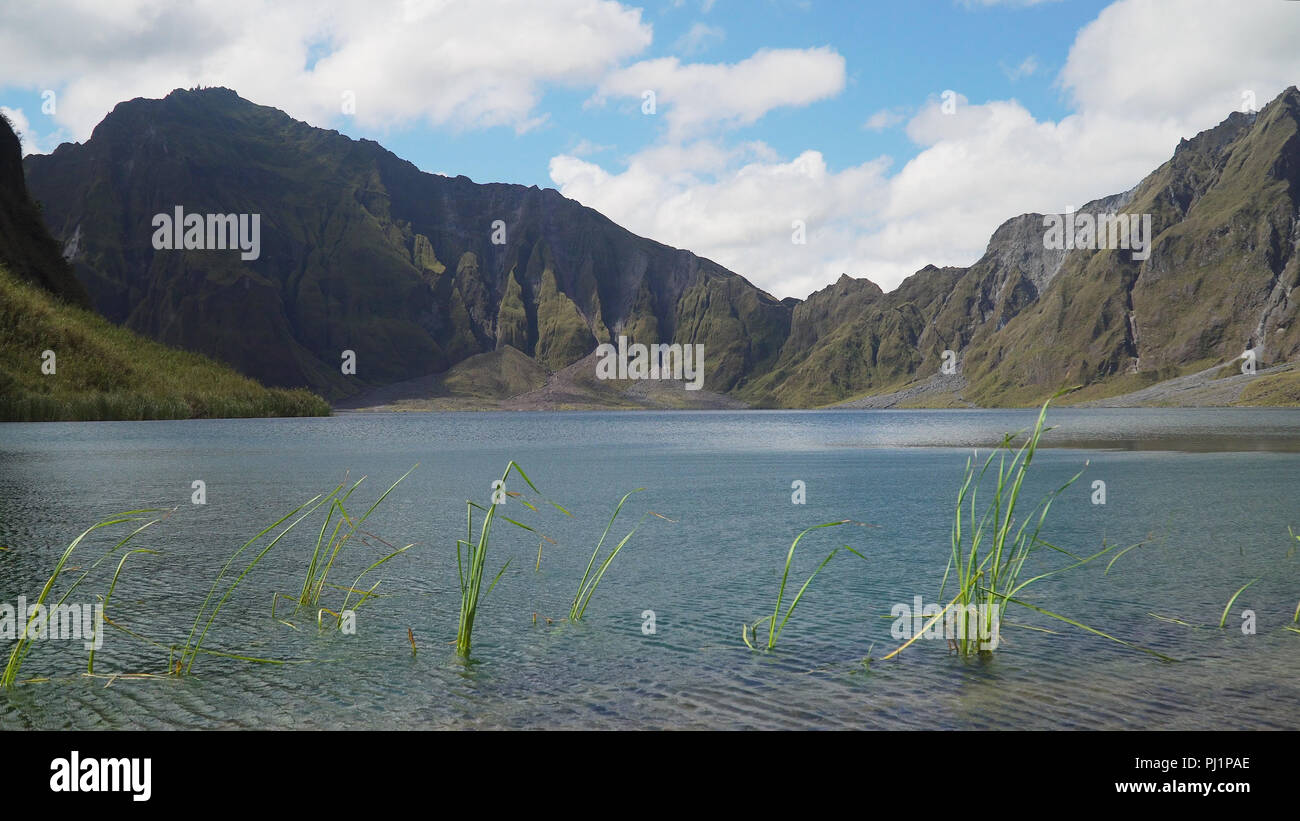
[1219,579,1259,628]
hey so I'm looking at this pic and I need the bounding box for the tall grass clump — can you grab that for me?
[180,467,419,671]
[568,489,664,622]
[273,465,417,627]
[743,521,866,652]
[3,511,163,686]
[882,392,1171,662]
[177,492,339,674]
[0,264,331,421]
[456,461,569,657]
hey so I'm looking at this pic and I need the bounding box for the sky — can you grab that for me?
[2,0,1299,299]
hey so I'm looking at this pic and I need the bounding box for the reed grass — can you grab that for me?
[743,521,866,652]
[277,465,417,625]
[178,492,337,674]
[1219,579,1259,628]
[882,392,1173,662]
[568,489,655,622]
[3,511,163,687]
[456,461,569,657]
[182,466,419,668]
[87,547,158,674]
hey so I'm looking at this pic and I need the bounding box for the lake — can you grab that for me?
[2,408,1299,729]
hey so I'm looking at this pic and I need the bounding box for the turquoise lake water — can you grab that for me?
[1,408,1298,729]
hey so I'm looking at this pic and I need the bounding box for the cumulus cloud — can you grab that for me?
[553,0,1300,298]
[552,142,890,299]
[674,22,724,55]
[589,47,846,138]
[1001,55,1039,81]
[0,0,652,142]
[863,107,906,132]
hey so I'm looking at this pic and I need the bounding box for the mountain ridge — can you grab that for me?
[0,110,330,421]
[22,85,1300,409]
[26,87,791,401]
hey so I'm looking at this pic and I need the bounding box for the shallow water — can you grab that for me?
[1,408,1298,729]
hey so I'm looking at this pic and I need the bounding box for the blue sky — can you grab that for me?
[2,0,1297,298]
[0,1,1112,183]
[363,0,1111,186]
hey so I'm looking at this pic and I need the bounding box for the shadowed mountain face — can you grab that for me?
[22,86,1300,407]
[0,108,328,421]
[22,88,789,400]
[0,114,89,307]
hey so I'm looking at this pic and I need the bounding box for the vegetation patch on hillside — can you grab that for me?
[0,265,330,421]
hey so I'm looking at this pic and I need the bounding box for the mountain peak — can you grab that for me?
[22,89,792,397]
[164,85,243,100]
[19,84,1300,408]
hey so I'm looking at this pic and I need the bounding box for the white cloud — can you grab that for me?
[554,0,1300,298]
[674,22,724,55]
[1059,0,1299,130]
[0,105,65,155]
[552,141,890,299]
[0,0,653,144]
[589,47,846,139]
[863,107,906,132]
[1001,55,1039,81]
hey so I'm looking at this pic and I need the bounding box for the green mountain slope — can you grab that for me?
[0,264,329,420]
[22,86,1300,409]
[24,88,789,400]
[816,87,1300,408]
[0,112,329,421]
[962,88,1300,405]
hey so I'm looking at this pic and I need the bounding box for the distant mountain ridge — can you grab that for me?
[22,85,1300,408]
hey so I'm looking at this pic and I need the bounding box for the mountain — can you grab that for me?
[0,112,89,307]
[735,265,964,407]
[757,86,1300,408]
[22,86,1300,409]
[23,88,788,402]
[0,112,329,421]
[957,91,1300,406]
